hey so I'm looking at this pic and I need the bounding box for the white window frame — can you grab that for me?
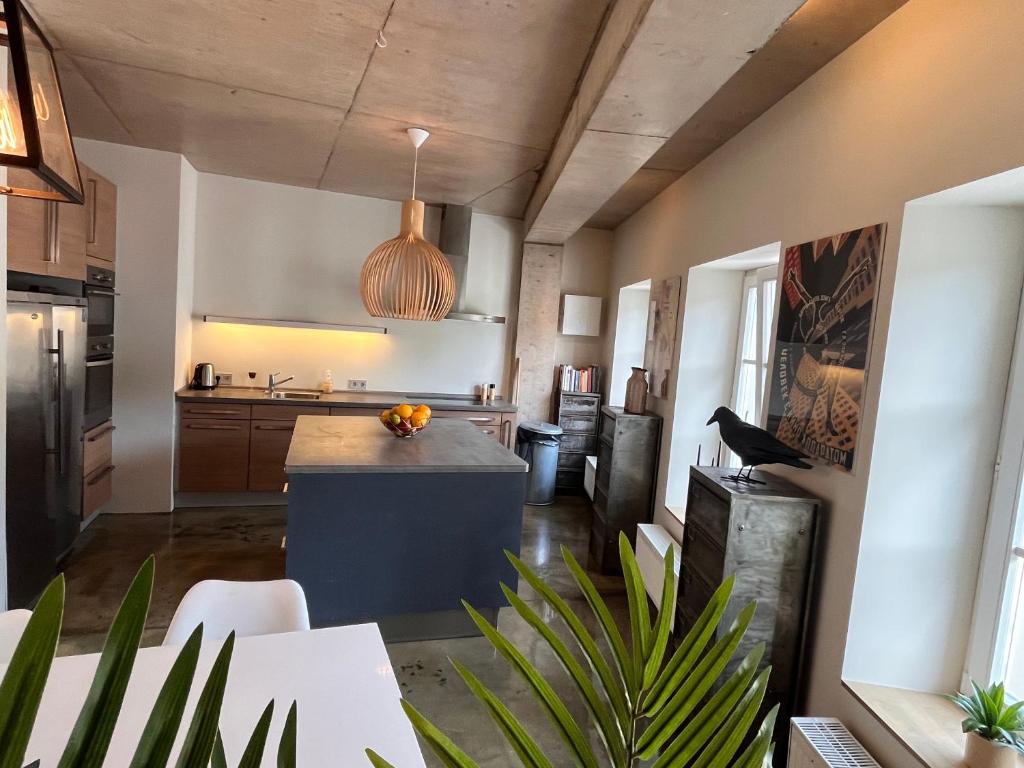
[730,265,777,425]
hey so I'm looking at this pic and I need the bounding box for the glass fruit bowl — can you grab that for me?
[378,403,432,438]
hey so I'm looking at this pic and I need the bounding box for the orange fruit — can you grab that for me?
[395,403,414,419]
[414,404,431,419]
[379,409,390,424]
[411,414,427,428]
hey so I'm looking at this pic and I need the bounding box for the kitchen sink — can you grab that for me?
[269,391,321,400]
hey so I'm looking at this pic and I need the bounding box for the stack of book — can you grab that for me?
[559,364,601,394]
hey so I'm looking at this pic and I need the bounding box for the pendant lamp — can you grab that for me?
[360,128,455,321]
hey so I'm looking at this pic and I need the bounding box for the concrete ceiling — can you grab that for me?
[32,0,609,217]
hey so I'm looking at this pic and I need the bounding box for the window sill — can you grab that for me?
[844,680,968,768]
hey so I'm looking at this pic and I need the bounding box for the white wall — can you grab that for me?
[608,282,651,407]
[604,0,1024,763]
[846,205,1024,692]
[174,159,198,389]
[75,139,195,514]
[555,228,612,368]
[189,173,521,396]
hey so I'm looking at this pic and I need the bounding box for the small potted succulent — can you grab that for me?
[949,681,1024,768]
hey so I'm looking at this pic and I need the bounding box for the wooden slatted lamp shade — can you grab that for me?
[359,128,456,321]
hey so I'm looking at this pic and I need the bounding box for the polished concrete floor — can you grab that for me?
[59,495,628,767]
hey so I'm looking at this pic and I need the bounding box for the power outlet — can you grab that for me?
[219,372,233,386]
[348,379,367,391]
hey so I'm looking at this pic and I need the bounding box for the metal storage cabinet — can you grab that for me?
[678,465,820,764]
[554,391,601,490]
[589,406,662,573]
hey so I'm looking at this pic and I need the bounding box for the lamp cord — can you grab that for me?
[412,144,419,200]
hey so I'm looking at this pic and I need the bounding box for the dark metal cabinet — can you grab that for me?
[589,406,662,573]
[678,465,820,764]
[554,391,600,489]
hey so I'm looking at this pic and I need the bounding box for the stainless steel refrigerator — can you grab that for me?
[7,291,86,608]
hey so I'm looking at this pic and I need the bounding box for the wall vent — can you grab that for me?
[788,718,881,768]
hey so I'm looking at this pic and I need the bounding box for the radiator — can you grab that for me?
[788,718,880,768]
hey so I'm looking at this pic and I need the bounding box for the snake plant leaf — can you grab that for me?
[450,660,554,768]
[637,601,756,755]
[644,643,766,764]
[365,750,398,768]
[58,556,154,768]
[731,705,780,768]
[237,701,275,768]
[561,545,635,700]
[618,533,651,681]
[643,549,678,691]
[691,667,771,768]
[128,623,203,768]
[643,575,735,717]
[505,551,629,725]
[211,733,227,768]
[278,701,297,768]
[0,575,64,768]
[499,584,625,764]
[463,601,599,768]
[175,632,236,768]
[397,698,480,768]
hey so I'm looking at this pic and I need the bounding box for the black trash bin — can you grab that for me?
[515,420,563,506]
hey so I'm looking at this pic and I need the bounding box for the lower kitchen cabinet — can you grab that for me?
[178,418,250,491]
[248,421,296,491]
[82,420,115,518]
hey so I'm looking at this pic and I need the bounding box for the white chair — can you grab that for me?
[163,579,310,646]
[0,609,32,664]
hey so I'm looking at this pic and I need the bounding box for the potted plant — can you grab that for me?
[949,681,1024,768]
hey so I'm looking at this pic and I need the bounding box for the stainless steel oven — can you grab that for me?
[84,265,115,339]
[84,336,113,431]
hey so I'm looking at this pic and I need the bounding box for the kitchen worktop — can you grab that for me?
[285,415,528,474]
[175,386,516,413]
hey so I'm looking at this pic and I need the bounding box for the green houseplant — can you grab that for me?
[949,681,1024,768]
[368,533,779,767]
[0,557,296,768]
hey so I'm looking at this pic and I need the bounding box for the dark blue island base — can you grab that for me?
[284,416,527,641]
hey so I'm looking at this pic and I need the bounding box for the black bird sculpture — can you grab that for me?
[706,406,812,483]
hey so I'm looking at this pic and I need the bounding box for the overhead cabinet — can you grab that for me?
[7,167,87,280]
[83,164,117,266]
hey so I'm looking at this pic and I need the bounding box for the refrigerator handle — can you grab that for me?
[47,329,65,476]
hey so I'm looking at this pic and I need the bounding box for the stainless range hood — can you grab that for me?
[439,204,506,324]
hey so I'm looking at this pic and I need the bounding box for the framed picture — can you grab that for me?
[765,223,887,472]
[644,275,681,399]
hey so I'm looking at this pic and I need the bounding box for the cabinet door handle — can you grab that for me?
[186,424,240,431]
[465,417,494,423]
[186,409,242,416]
[255,424,294,431]
[87,424,116,441]
[87,178,98,244]
[480,429,496,435]
[87,465,115,485]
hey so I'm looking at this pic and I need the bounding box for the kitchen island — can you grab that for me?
[284,415,528,640]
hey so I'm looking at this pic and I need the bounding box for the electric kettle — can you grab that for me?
[191,363,219,390]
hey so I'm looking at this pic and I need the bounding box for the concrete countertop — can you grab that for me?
[175,386,516,413]
[285,415,528,474]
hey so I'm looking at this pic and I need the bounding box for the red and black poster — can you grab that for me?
[765,223,886,472]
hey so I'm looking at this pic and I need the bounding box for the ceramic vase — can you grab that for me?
[624,367,649,415]
[964,732,1018,768]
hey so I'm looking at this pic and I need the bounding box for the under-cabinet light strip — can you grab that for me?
[202,315,388,335]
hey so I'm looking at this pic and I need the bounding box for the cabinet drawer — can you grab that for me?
[681,522,726,586]
[179,402,251,420]
[433,410,501,426]
[560,433,597,453]
[679,564,715,619]
[558,414,597,433]
[83,420,114,477]
[557,451,587,470]
[687,480,729,546]
[251,404,320,421]
[178,418,250,491]
[83,464,114,518]
[596,440,612,491]
[249,420,296,491]
[559,394,600,415]
[599,414,616,443]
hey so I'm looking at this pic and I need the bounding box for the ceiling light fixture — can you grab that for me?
[0,0,83,203]
[359,128,455,322]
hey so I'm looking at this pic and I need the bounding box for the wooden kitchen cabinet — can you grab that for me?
[178,418,250,491]
[6,167,87,280]
[248,420,298,491]
[83,164,117,266]
[82,420,115,518]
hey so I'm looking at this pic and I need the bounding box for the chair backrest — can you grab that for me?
[163,579,310,647]
[0,609,32,664]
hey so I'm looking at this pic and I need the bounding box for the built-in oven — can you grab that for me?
[84,336,113,431]
[84,265,115,339]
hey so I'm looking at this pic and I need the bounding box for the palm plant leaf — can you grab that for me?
[278,701,297,768]
[618,534,652,681]
[732,705,780,768]
[505,551,629,724]
[450,660,554,768]
[691,667,771,768]
[57,556,155,768]
[0,575,64,768]
[128,624,204,768]
[237,701,275,768]
[642,551,677,691]
[365,751,398,768]
[499,583,625,763]
[175,632,236,768]
[463,601,599,768]
[211,734,228,768]
[397,699,478,768]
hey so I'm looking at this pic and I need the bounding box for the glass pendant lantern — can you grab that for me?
[0,0,82,203]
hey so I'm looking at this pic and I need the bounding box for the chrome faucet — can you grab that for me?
[267,372,294,395]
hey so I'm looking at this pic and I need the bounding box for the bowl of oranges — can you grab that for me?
[379,403,432,438]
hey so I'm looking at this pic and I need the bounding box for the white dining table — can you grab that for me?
[8,623,426,767]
